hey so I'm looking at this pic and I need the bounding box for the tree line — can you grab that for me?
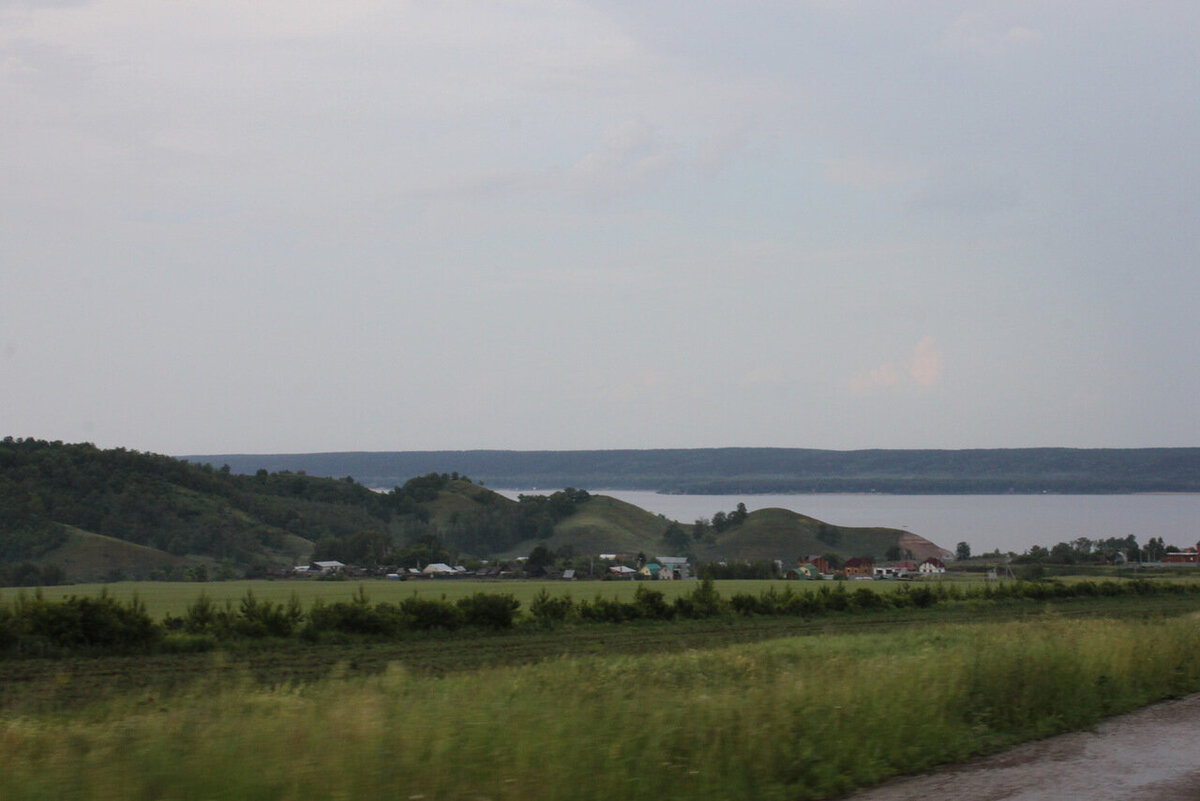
[5,577,1198,658]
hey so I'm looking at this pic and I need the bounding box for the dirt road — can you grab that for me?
[849,693,1200,800]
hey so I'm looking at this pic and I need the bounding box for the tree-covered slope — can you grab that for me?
[0,438,398,579]
[0,439,605,580]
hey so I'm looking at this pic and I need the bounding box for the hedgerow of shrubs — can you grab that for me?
[0,590,159,656]
[3,578,1200,657]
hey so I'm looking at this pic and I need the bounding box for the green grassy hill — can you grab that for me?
[503,498,943,566]
[695,508,948,563]
[33,526,191,583]
[502,495,670,557]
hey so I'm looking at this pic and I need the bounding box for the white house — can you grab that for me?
[919,558,946,574]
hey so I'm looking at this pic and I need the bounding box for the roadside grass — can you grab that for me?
[3,614,1200,800]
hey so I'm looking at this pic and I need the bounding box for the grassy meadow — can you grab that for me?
[4,578,817,618]
[13,571,1196,620]
[4,613,1200,800]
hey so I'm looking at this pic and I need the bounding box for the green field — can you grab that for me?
[3,606,1200,800]
[9,572,1191,620]
[4,578,810,618]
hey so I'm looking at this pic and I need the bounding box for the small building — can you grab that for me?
[843,557,874,577]
[655,556,691,579]
[1162,552,1200,564]
[311,560,346,575]
[788,563,821,580]
[919,558,946,574]
[608,565,637,578]
[422,562,457,576]
[803,555,832,575]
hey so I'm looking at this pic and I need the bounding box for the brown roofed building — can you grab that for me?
[842,557,874,577]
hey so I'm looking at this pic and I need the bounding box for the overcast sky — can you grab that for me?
[3,1,1198,455]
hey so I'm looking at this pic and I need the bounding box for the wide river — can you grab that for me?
[498,489,1200,555]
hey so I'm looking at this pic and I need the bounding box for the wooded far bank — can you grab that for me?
[183,447,1200,494]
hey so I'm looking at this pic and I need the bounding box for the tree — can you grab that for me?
[526,544,553,571]
[955,541,971,561]
[1144,537,1166,562]
[1049,542,1075,564]
[662,524,691,554]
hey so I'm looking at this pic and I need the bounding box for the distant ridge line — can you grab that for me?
[180,447,1200,495]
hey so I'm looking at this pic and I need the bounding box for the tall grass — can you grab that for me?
[3,615,1200,800]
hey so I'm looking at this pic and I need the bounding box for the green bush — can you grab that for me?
[3,592,159,654]
[579,595,637,623]
[456,592,520,629]
[674,578,725,619]
[234,591,303,638]
[399,596,464,631]
[304,590,409,637]
[632,585,674,620]
[179,593,233,635]
[851,586,888,610]
[529,588,574,623]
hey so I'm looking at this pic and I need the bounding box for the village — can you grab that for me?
[289,554,951,582]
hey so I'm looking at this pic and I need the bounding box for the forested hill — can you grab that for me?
[3,439,935,584]
[0,438,601,581]
[182,447,1200,494]
[0,437,398,580]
